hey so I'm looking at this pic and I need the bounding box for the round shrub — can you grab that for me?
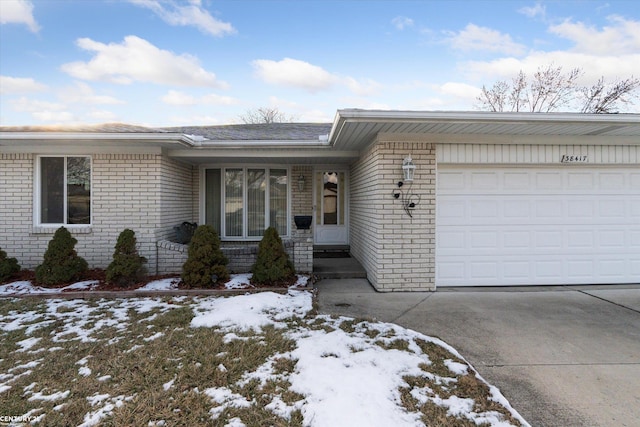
[251,227,295,286]
[0,247,20,282]
[181,225,229,288]
[35,227,88,286]
[106,229,147,287]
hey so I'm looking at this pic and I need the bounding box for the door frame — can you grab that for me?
[313,167,349,245]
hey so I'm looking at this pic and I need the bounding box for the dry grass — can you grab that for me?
[0,297,522,426]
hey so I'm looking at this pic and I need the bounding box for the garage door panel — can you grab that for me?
[437,166,639,286]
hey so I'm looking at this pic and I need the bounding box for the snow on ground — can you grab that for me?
[0,291,529,426]
[0,274,311,295]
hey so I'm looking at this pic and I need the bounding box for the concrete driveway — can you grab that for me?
[316,279,640,427]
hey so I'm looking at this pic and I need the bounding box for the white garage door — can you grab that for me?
[436,166,640,286]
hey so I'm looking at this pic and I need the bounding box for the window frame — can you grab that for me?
[34,155,92,228]
[200,165,291,241]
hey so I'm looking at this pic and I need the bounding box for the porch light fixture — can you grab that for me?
[392,155,421,218]
[402,156,416,182]
[297,174,305,192]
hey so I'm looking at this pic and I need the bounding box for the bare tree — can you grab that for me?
[477,64,639,113]
[580,77,640,113]
[238,107,295,124]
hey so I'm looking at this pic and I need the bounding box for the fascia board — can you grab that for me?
[0,132,195,147]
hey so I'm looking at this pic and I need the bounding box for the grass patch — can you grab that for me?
[0,296,523,426]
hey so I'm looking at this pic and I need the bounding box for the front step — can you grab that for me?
[313,257,367,279]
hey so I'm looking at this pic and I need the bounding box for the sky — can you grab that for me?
[0,0,639,127]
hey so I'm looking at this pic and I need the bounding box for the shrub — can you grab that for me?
[251,227,295,286]
[181,225,229,288]
[0,247,20,282]
[105,229,147,287]
[35,227,88,286]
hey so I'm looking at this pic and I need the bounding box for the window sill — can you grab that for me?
[32,225,92,235]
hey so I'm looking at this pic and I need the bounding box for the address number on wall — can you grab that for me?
[560,155,588,163]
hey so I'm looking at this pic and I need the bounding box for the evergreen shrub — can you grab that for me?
[181,225,229,288]
[251,227,295,286]
[105,229,147,287]
[0,247,20,282]
[35,227,88,286]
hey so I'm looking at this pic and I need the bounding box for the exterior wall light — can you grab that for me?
[392,155,420,218]
[402,156,416,182]
[297,174,305,192]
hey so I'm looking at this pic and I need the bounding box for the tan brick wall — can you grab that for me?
[0,154,37,266]
[81,153,162,271]
[350,141,436,291]
[291,165,313,227]
[158,155,197,242]
[0,152,196,274]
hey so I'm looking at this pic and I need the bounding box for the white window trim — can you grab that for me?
[33,155,93,230]
[199,165,291,241]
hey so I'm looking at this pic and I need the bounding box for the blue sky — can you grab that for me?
[1,0,638,126]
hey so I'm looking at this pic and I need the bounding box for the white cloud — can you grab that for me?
[9,96,75,122]
[10,97,66,113]
[252,58,338,93]
[465,51,640,85]
[61,35,227,88]
[437,82,482,100]
[161,89,237,105]
[129,0,235,37]
[58,82,124,105]
[86,109,118,122]
[518,3,546,19]
[0,0,40,32]
[252,57,382,98]
[445,24,526,56]
[392,16,414,31]
[549,15,640,55]
[32,111,75,122]
[345,77,382,97]
[0,75,47,94]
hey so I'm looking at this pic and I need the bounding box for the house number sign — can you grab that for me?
[560,154,588,163]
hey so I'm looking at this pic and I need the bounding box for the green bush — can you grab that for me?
[0,247,20,282]
[181,225,229,288]
[35,227,88,286]
[105,229,147,287]
[251,227,295,286]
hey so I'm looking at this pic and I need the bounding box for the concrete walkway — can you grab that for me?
[316,279,640,427]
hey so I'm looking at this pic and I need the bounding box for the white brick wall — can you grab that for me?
[350,141,436,291]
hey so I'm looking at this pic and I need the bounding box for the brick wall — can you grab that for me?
[0,152,196,274]
[0,154,37,266]
[291,165,313,229]
[158,155,197,242]
[157,239,297,275]
[350,141,436,291]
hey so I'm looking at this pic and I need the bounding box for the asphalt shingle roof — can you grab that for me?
[162,123,332,141]
[0,122,333,142]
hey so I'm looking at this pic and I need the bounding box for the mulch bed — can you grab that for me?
[2,269,308,292]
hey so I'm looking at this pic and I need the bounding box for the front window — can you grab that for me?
[38,156,91,225]
[206,167,289,239]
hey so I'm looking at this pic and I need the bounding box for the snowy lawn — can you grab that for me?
[0,291,528,426]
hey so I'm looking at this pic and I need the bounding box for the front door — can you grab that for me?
[314,170,348,245]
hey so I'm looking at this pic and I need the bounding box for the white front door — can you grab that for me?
[314,170,349,245]
[436,166,640,286]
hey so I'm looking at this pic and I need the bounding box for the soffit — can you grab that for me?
[330,110,640,150]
